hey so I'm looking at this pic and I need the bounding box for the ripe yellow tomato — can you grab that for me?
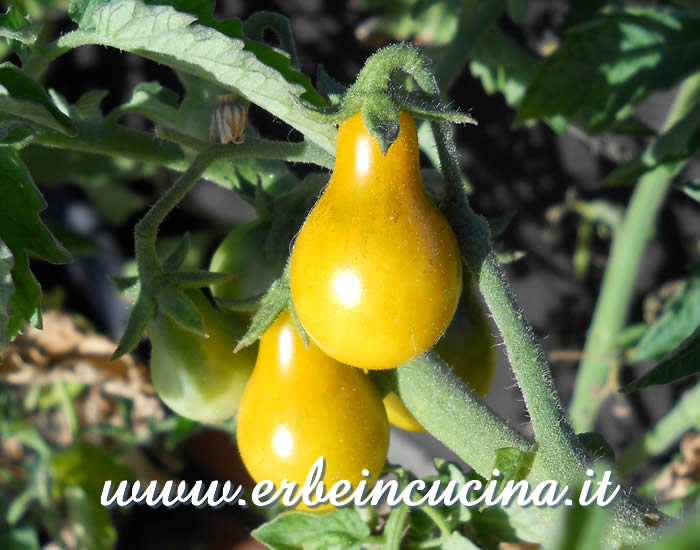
[236,310,389,510]
[149,290,256,423]
[384,278,498,432]
[290,110,462,370]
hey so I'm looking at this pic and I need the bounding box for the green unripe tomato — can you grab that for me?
[149,290,256,423]
[209,219,287,304]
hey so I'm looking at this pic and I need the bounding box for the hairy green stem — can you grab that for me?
[431,120,587,477]
[569,72,700,432]
[619,381,700,478]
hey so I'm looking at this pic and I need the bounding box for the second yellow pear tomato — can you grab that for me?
[290,110,462,370]
[383,277,498,432]
[149,290,256,423]
[236,310,389,510]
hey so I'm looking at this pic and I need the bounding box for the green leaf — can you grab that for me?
[623,325,700,391]
[677,180,700,202]
[631,276,700,361]
[74,89,109,119]
[0,119,35,149]
[0,527,40,550]
[603,102,700,187]
[109,80,179,127]
[64,486,117,550]
[0,148,72,339]
[59,0,337,154]
[69,0,107,27]
[577,432,616,462]
[487,446,537,501]
[470,27,537,109]
[516,7,700,133]
[0,241,14,348]
[235,264,290,352]
[252,509,370,550]
[0,63,77,136]
[0,7,41,45]
[157,285,205,336]
[444,532,480,550]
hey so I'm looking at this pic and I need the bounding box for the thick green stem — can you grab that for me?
[431,120,588,478]
[569,72,700,432]
[619,382,700,478]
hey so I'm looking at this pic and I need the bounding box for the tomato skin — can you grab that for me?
[290,111,462,370]
[209,218,286,304]
[149,290,256,423]
[236,310,389,510]
[384,279,497,432]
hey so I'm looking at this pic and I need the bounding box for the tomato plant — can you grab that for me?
[2,1,699,549]
[290,110,462,370]
[236,310,389,509]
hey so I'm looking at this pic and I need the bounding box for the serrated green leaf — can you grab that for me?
[59,0,337,154]
[603,102,700,187]
[623,325,700,391]
[0,63,76,136]
[0,7,40,45]
[235,264,290,352]
[0,241,14,348]
[252,509,370,550]
[158,285,206,336]
[631,276,700,361]
[69,0,108,27]
[0,526,40,550]
[0,148,72,339]
[516,7,700,133]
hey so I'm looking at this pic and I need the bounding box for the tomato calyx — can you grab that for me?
[298,43,476,154]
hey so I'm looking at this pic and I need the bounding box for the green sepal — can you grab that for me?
[235,264,290,352]
[172,270,232,288]
[216,295,264,313]
[157,284,206,337]
[112,291,156,358]
[289,297,309,349]
[161,233,190,273]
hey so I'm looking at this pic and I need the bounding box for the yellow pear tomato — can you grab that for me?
[384,278,498,432]
[236,310,389,510]
[290,110,462,370]
[149,290,256,423]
